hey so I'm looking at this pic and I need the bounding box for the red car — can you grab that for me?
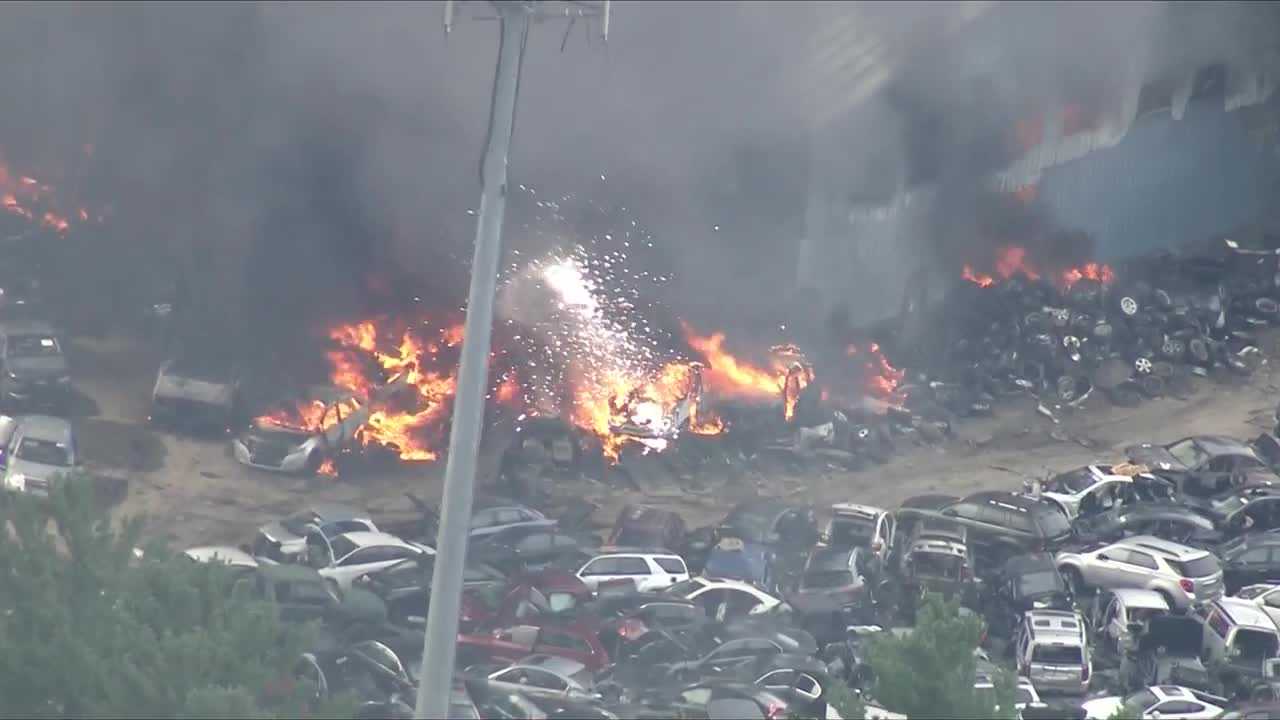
[459,568,593,631]
[456,614,610,671]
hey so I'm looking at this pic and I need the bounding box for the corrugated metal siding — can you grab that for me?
[1036,94,1280,260]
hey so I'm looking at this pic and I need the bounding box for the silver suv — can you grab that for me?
[1014,609,1092,694]
[1055,535,1223,610]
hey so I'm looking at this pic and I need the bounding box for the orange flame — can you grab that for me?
[962,264,995,288]
[0,156,89,236]
[1060,262,1115,289]
[317,458,337,477]
[782,363,814,422]
[847,342,905,399]
[570,360,702,461]
[682,324,787,400]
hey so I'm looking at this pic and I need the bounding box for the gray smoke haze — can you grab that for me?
[0,2,1271,353]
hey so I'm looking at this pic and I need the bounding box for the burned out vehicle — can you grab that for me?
[1070,503,1221,547]
[150,350,240,431]
[1132,615,1215,693]
[1089,589,1172,657]
[896,520,977,608]
[1039,464,1171,520]
[824,503,895,565]
[1125,435,1279,485]
[0,321,71,410]
[608,363,703,445]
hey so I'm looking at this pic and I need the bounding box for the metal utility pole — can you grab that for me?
[415,2,608,718]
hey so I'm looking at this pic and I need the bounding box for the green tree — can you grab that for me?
[0,475,355,718]
[866,593,1018,719]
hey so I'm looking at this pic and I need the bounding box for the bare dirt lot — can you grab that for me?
[69,331,1280,550]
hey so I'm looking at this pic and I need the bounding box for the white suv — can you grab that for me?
[573,548,690,592]
[1014,609,1092,694]
[1055,535,1224,610]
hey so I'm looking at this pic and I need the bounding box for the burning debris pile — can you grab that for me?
[0,150,100,239]
[892,238,1276,422]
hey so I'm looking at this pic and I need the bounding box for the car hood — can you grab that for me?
[8,355,68,380]
[1080,697,1122,720]
[155,373,233,406]
[8,456,71,481]
[257,521,303,548]
[1124,443,1184,471]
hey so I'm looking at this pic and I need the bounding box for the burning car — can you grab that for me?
[233,382,395,475]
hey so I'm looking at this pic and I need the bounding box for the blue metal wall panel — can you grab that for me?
[1036,96,1280,260]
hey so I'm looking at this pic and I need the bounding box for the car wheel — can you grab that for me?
[1156,589,1178,613]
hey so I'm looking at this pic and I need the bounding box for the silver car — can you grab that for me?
[1056,535,1223,610]
[0,414,78,496]
[473,654,598,703]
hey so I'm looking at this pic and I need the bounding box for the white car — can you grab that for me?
[1082,685,1226,719]
[572,549,690,592]
[1040,464,1149,519]
[1236,583,1280,626]
[183,545,259,570]
[0,414,79,496]
[305,530,434,590]
[663,576,781,621]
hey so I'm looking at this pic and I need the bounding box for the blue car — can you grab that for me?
[703,537,775,591]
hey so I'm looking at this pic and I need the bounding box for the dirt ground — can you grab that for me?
[68,331,1280,550]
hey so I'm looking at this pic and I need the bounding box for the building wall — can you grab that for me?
[801,75,1280,326]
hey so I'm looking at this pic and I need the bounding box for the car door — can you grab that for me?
[577,556,623,590]
[1150,699,1210,718]
[613,557,656,591]
[1228,547,1274,589]
[1088,547,1135,586]
[1117,549,1159,588]
[651,557,689,589]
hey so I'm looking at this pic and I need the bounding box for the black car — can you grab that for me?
[468,527,597,575]
[898,491,1073,567]
[1070,503,1222,546]
[1219,533,1280,593]
[353,555,506,603]
[632,679,791,720]
[1126,435,1280,490]
[982,553,1073,636]
[717,501,820,591]
[609,505,688,553]
[591,593,706,656]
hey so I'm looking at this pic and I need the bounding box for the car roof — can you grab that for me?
[1215,598,1280,630]
[516,653,586,677]
[830,503,886,518]
[1189,435,1260,458]
[1024,610,1084,639]
[1118,535,1208,559]
[15,414,73,443]
[964,491,1050,511]
[1111,589,1171,609]
[1151,686,1193,700]
[332,531,421,550]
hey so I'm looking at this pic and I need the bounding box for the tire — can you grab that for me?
[1156,590,1179,613]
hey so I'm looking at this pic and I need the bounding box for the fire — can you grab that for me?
[326,319,463,462]
[0,155,89,236]
[1060,261,1115,289]
[256,397,361,433]
[782,362,814,422]
[569,360,702,460]
[682,324,787,400]
[962,265,995,288]
[317,458,337,477]
[847,343,905,399]
[994,246,1040,281]
[493,373,522,407]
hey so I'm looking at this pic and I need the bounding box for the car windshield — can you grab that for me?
[1031,645,1082,664]
[1016,570,1063,597]
[1169,554,1221,578]
[829,516,876,547]
[1235,629,1280,662]
[1048,468,1095,494]
[15,437,70,466]
[1121,690,1157,716]
[1032,506,1072,539]
[911,552,962,580]
[9,334,60,357]
[802,570,856,589]
[665,579,705,597]
[1167,438,1210,469]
